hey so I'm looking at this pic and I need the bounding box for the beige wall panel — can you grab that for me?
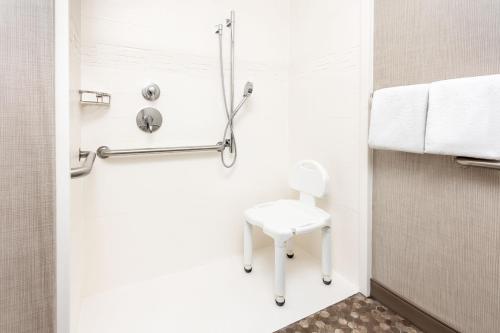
[0,0,55,332]
[373,1,500,332]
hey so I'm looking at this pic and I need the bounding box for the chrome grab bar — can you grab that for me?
[455,156,500,170]
[71,150,97,178]
[96,142,227,159]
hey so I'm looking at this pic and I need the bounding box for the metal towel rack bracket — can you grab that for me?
[454,156,500,170]
[96,141,228,159]
[71,150,97,178]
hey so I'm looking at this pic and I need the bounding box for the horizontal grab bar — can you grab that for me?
[71,150,96,178]
[97,142,226,159]
[454,156,500,170]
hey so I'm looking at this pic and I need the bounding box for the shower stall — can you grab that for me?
[61,0,373,332]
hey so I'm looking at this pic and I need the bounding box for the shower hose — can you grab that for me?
[218,30,238,168]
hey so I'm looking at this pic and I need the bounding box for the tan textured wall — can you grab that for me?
[0,1,55,332]
[373,1,500,332]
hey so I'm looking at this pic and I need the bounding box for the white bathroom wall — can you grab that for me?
[289,0,366,288]
[80,0,291,296]
[69,0,85,331]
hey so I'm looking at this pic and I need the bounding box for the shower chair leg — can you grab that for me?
[286,238,294,258]
[243,221,253,273]
[274,239,286,306]
[321,226,332,285]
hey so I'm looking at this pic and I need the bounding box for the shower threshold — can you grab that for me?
[78,246,357,333]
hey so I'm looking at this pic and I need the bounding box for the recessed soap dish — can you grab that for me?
[79,90,111,105]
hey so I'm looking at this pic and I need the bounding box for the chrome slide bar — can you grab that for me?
[97,142,226,159]
[455,156,500,170]
[71,150,96,178]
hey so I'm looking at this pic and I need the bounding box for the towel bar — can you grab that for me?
[71,150,96,178]
[454,157,500,170]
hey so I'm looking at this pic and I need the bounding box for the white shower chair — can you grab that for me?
[243,160,332,306]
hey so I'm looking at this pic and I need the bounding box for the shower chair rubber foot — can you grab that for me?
[322,277,332,285]
[286,253,294,259]
[275,297,285,306]
[244,265,252,273]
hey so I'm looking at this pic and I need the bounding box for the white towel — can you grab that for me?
[425,74,500,159]
[368,84,429,154]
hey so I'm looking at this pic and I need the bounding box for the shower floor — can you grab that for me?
[78,246,357,333]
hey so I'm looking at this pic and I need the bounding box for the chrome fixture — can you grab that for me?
[79,90,111,105]
[216,10,254,168]
[137,107,162,133]
[97,142,228,159]
[71,150,96,178]
[142,83,161,101]
[215,24,223,34]
[454,156,500,170]
[234,82,253,114]
[243,82,253,97]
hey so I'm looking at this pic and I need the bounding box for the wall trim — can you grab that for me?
[55,0,71,331]
[358,0,374,296]
[370,280,459,333]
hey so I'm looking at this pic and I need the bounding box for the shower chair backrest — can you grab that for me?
[288,160,329,206]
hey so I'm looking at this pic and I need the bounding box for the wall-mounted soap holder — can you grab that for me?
[79,90,111,105]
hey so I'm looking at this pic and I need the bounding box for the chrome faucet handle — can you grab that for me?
[143,114,154,133]
[136,107,162,133]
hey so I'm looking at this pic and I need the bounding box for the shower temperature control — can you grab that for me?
[137,107,162,133]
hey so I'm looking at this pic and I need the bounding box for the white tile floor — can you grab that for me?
[78,246,358,333]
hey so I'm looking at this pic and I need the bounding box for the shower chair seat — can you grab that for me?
[243,160,332,306]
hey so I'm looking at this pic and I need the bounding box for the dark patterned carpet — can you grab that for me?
[275,293,423,333]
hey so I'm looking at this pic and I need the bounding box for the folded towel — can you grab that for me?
[425,74,500,159]
[368,84,429,154]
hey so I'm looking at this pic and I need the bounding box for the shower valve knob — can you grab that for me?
[142,83,161,101]
[137,107,162,133]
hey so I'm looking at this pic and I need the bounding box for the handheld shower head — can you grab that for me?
[243,82,253,97]
[233,82,254,115]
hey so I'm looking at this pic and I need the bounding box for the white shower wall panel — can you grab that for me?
[289,0,366,287]
[80,0,291,297]
[78,0,369,302]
